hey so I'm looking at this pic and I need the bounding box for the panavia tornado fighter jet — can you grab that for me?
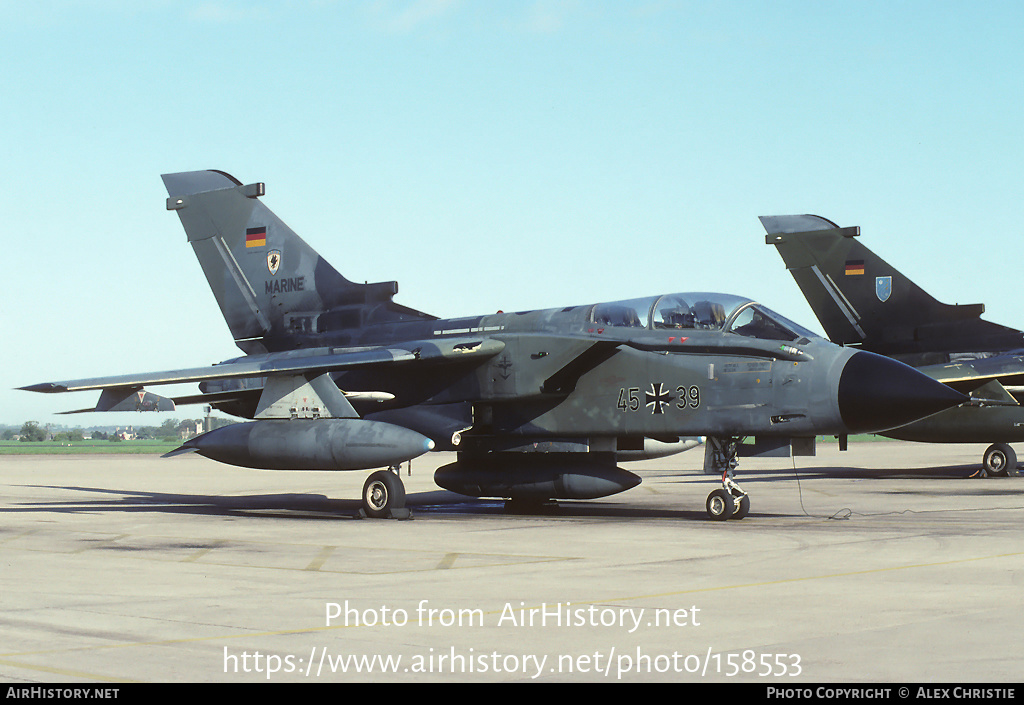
[21,172,967,520]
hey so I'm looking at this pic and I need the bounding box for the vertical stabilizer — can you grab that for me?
[163,170,434,354]
[763,214,1023,358]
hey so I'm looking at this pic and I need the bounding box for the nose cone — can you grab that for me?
[838,351,967,433]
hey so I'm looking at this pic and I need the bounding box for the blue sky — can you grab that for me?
[4,1,1023,426]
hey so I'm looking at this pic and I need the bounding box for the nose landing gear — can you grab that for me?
[706,472,749,521]
[704,437,750,520]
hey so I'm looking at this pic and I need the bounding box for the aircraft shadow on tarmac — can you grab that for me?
[644,462,1024,482]
[11,461,1019,522]
[732,463,1024,485]
[8,484,718,522]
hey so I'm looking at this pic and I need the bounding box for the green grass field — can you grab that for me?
[0,440,182,455]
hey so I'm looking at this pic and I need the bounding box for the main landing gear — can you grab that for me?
[980,443,1018,478]
[704,437,750,521]
[361,466,411,519]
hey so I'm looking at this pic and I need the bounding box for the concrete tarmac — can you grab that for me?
[1,441,1022,683]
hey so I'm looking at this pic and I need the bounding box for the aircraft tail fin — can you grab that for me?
[762,215,1022,359]
[162,170,435,354]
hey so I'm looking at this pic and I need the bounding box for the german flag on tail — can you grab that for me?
[246,227,267,248]
[844,259,864,276]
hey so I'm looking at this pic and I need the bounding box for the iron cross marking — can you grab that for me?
[645,382,673,414]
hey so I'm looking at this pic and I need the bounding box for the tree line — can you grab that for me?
[4,418,235,442]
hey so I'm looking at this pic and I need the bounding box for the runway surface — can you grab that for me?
[1,441,1022,683]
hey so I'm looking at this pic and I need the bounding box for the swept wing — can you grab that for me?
[21,337,505,412]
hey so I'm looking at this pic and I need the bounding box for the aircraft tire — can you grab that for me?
[732,495,750,520]
[706,489,735,521]
[362,470,406,518]
[982,443,1016,478]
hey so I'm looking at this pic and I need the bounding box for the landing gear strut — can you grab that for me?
[361,466,411,519]
[704,437,750,521]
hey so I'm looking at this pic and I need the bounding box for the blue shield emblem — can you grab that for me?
[875,276,892,302]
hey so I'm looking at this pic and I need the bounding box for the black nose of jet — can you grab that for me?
[838,351,967,434]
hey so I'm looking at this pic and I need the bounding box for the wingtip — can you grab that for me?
[18,383,68,393]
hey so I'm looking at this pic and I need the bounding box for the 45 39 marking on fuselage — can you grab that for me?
[617,383,700,415]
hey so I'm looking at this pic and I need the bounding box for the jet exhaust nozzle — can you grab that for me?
[837,351,968,434]
[173,419,434,471]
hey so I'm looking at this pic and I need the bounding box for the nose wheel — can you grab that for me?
[706,472,749,521]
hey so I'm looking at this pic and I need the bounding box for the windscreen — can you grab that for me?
[724,302,818,342]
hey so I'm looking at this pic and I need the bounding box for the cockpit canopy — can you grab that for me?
[589,292,818,343]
